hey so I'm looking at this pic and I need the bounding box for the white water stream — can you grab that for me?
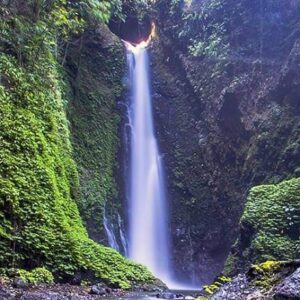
[127,46,180,288]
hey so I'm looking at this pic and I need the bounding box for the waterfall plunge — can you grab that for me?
[126,44,199,290]
[127,47,172,285]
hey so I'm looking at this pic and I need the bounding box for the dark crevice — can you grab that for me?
[108,16,152,44]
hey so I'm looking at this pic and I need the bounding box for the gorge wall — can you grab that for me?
[147,0,300,284]
[66,25,125,244]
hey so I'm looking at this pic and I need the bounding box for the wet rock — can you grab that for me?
[20,291,68,300]
[157,292,176,299]
[175,293,184,298]
[274,267,300,299]
[0,287,13,299]
[69,296,84,300]
[134,280,166,293]
[184,295,194,299]
[90,285,107,296]
[12,278,29,289]
[211,274,258,300]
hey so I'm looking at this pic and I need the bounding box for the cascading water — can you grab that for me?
[126,46,172,285]
[118,214,128,257]
[123,27,200,289]
[103,208,128,255]
[103,209,120,252]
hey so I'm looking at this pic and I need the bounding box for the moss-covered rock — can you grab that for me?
[203,276,232,295]
[211,260,300,299]
[248,261,282,290]
[66,25,125,243]
[227,178,300,274]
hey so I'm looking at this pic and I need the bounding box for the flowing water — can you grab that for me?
[118,213,129,257]
[103,209,120,252]
[127,47,173,286]
[124,44,200,291]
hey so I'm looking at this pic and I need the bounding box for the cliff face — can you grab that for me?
[66,25,125,244]
[149,0,300,283]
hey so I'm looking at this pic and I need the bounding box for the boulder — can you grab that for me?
[12,278,29,289]
[274,267,300,299]
[90,285,107,296]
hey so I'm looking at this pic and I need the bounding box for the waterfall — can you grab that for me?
[127,46,173,286]
[103,209,129,256]
[118,214,128,257]
[103,209,120,252]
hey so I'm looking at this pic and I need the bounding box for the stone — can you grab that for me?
[0,288,12,300]
[211,274,254,300]
[157,292,176,299]
[20,291,68,300]
[274,267,300,299]
[12,278,29,289]
[90,285,107,296]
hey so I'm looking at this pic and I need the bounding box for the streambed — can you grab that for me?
[105,290,201,300]
[0,283,202,300]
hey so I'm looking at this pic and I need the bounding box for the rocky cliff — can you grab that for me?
[148,0,300,284]
[66,25,125,244]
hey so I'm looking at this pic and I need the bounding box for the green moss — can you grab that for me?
[66,27,125,238]
[203,284,219,295]
[228,178,300,273]
[203,275,231,295]
[242,178,300,259]
[0,2,155,289]
[223,254,237,276]
[250,261,281,289]
[252,261,280,273]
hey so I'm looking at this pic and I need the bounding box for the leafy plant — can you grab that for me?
[0,0,154,288]
[16,267,54,285]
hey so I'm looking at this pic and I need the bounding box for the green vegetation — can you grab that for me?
[227,178,300,273]
[251,261,281,289]
[242,178,300,261]
[167,0,231,58]
[164,0,300,61]
[0,0,155,288]
[67,25,124,238]
[203,276,231,295]
[4,267,55,285]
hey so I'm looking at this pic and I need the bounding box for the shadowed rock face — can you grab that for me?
[274,268,300,299]
[147,0,300,284]
[109,16,152,44]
